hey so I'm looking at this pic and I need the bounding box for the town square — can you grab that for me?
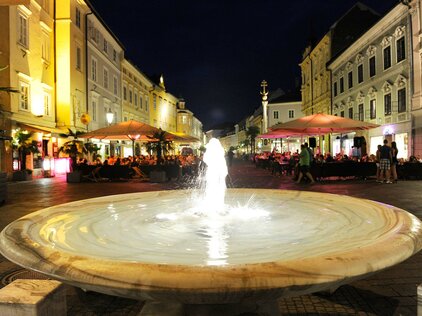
[1,0,422,315]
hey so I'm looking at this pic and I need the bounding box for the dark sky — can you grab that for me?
[89,0,399,130]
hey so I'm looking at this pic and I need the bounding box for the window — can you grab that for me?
[75,7,81,28]
[43,92,50,116]
[369,56,376,77]
[19,81,29,110]
[273,111,279,119]
[153,94,157,110]
[113,76,118,95]
[348,71,353,89]
[140,95,143,109]
[348,107,353,119]
[134,92,138,106]
[397,37,405,63]
[123,86,127,100]
[383,46,391,70]
[145,96,149,111]
[370,99,376,119]
[103,68,109,89]
[92,100,97,121]
[91,58,97,81]
[76,46,82,70]
[333,82,338,97]
[129,89,133,103]
[398,88,406,113]
[358,104,364,121]
[384,93,392,115]
[103,39,108,53]
[41,31,50,62]
[340,111,345,118]
[113,49,117,62]
[339,77,344,93]
[18,13,28,48]
[358,64,363,83]
[288,110,294,119]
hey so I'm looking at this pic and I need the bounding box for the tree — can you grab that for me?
[11,129,39,171]
[246,125,260,154]
[58,129,87,170]
[146,129,174,164]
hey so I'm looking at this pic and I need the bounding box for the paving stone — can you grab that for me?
[1,160,422,315]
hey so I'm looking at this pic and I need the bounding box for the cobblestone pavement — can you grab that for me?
[1,159,421,315]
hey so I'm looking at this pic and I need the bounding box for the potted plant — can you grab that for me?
[58,129,87,183]
[147,129,174,182]
[11,129,39,181]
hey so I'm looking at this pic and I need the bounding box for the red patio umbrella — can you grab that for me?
[269,113,379,133]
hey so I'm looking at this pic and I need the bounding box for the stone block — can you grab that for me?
[150,170,167,183]
[0,279,66,316]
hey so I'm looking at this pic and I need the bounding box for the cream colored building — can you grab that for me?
[121,59,152,124]
[328,3,411,158]
[0,0,56,173]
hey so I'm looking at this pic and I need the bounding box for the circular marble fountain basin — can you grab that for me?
[1,189,421,304]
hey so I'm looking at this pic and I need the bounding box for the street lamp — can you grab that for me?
[106,108,114,125]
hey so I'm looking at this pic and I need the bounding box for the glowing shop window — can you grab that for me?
[370,136,383,156]
[395,133,408,159]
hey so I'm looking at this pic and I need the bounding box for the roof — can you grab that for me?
[302,2,381,60]
[269,89,301,104]
[329,2,381,57]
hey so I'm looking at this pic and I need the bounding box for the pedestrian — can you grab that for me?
[376,144,382,183]
[296,144,315,184]
[227,149,234,167]
[390,141,398,183]
[379,139,392,184]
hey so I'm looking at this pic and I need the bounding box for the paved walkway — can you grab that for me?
[1,160,421,315]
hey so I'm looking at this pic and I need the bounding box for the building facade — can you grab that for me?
[328,3,411,158]
[149,76,178,133]
[0,0,56,173]
[121,59,152,124]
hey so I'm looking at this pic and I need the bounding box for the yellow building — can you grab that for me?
[149,75,178,133]
[0,0,56,173]
[55,0,89,132]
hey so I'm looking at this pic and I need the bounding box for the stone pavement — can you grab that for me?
[0,159,421,315]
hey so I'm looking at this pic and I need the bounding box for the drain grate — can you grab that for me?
[1,268,51,286]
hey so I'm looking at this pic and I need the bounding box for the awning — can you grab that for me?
[17,123,66,135]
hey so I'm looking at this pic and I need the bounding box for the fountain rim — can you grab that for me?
[0,189,421,292]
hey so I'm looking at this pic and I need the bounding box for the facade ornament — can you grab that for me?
[355,53,364,64]
[366,45,377,57]
[394,74,407,88]
[393,25,406,38]
[380,36,392,48]
[367,86,377,98]
[357,91,365,103]
[382,81,392,93]
[346,61,353,71]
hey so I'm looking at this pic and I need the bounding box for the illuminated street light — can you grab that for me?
[106,108,114,125]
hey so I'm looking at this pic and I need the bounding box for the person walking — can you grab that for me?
[379,139,392,184]
[296,144,315,184]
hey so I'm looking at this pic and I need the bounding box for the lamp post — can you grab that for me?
[260,80,269,133]
[106,108,114,126]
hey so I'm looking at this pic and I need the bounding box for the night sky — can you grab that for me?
[89,0,399,130]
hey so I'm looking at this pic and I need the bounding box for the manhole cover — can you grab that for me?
[1,268,50,286]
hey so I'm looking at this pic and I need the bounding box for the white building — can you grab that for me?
[86,12,124,157]
[328,3,411,158]
[267,90,303,153]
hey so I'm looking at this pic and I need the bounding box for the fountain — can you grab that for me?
[1,138,422,315]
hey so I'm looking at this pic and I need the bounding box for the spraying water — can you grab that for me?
[202,138,228,214]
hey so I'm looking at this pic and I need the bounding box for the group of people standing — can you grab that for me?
[376,139,398,184]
